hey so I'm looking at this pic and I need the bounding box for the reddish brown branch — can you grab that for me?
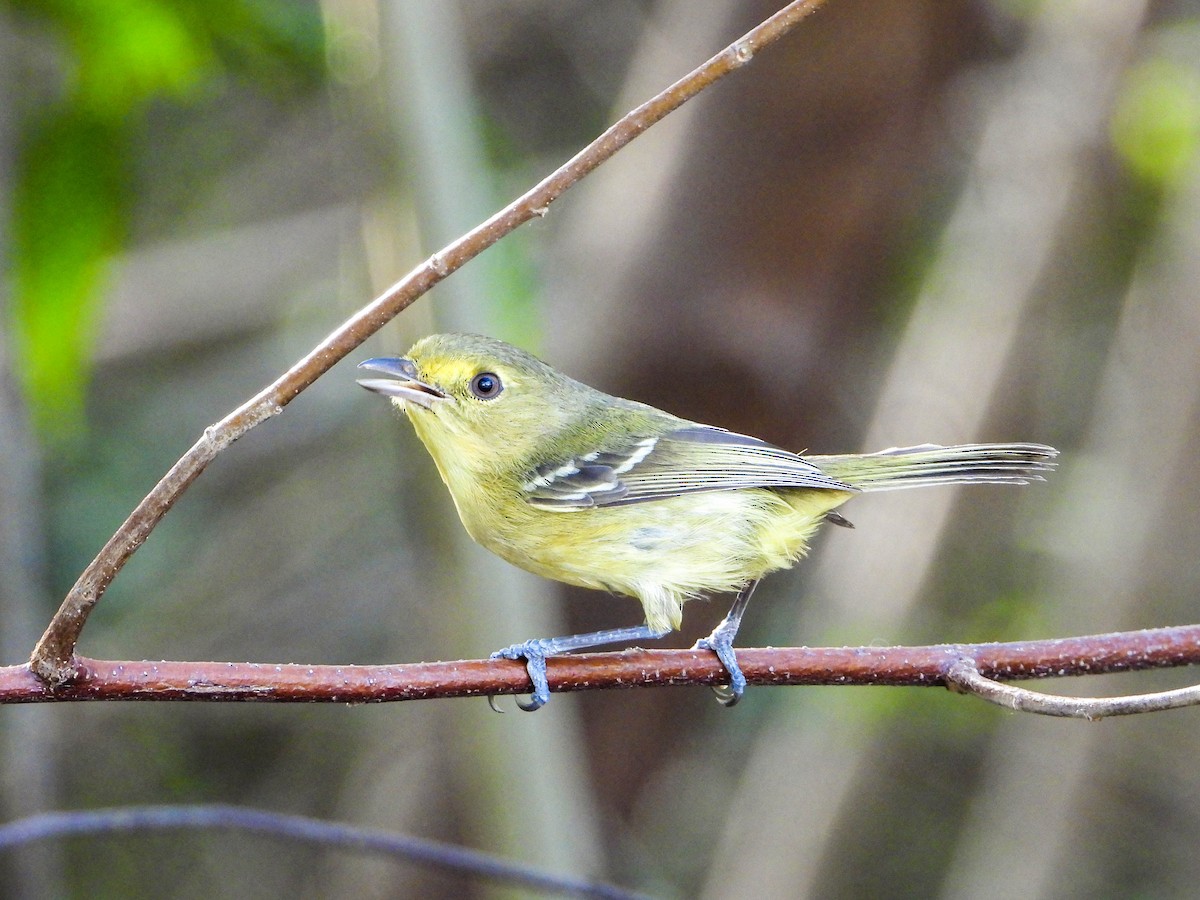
[29,0,830,685]
[7,625,1200,706]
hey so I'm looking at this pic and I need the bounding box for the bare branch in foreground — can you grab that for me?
[0,804,646,900]
[30,0,831,687]
[5,625,1200,709]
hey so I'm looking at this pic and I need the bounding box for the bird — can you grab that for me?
[357,332,1056,710]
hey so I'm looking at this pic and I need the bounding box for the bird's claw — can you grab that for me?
[490,642,551,711]
[487,624,670,710]
[693,632,747,707]
[515,692,546,712]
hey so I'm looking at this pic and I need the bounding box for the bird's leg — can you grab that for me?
[491,623,671,711]
[693,579,760,706]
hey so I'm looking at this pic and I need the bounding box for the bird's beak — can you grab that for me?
[356,357,450,410]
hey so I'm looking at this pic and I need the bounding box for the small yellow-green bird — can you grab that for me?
[358,333,1056,710]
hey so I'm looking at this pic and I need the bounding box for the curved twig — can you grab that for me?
[29,0,830,685]
[0,804,646,899]
[945,658,1200,720]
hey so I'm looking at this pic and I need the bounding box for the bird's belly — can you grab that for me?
[484,488,839,600]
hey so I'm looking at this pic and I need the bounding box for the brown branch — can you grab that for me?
[29,0,831,685]
[7,625,1200,707]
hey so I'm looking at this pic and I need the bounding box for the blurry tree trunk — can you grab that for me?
[0,7,64,897]
[939,126,1200,900]
[699,3,1147,897]
[374,1,605,891]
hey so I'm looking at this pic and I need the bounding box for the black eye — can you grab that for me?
[469,372,503,399]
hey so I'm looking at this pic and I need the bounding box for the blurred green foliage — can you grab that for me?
[4,0,325,442]
[1111,55,1200,188]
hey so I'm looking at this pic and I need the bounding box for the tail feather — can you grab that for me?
[808,443,1057,492]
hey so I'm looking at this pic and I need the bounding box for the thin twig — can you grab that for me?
[944,658,1200,720]
[29,0,830,685]
[0,804,647,900]
[5,624,1200,707]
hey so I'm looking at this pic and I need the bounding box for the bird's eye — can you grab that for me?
[469,372,503,400]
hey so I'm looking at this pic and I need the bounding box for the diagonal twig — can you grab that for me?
[29,0,830,685]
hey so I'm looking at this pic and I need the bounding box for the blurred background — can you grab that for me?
[2,0,1200,896]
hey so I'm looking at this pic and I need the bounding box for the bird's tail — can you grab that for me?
[808,443,1057,492]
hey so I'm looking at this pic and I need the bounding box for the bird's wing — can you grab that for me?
[522,425,855,511]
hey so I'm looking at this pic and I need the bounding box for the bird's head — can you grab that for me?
[358,333,583,471]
